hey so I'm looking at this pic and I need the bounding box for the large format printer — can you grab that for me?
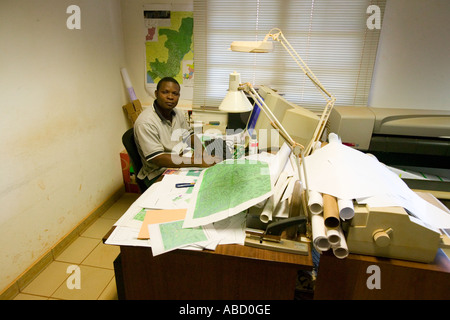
[327,107,450,262]
[327,106,450,195]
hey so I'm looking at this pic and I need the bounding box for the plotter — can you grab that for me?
[327,106,450,196]
[327,106,450,168]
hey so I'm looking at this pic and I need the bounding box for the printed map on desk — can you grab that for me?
[148,219,220,256]
[183,159,273,228]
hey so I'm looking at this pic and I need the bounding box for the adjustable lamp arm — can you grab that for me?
[264,28,333,101]
[241,82,304,157]
[240,82,310,198]
[262,28,336,155]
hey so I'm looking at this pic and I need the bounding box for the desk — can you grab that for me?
[108,228,450,300]
[106,169,450,300]
[110,235,313,300]
[314,250,450,300]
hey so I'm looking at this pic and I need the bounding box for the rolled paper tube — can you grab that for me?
[262,171,289,223]
[272,143,291,184]
[338,198,354,220]
[260,195,274,223]
[273,171,290,206]
[332,227,349,259]
[311,214,331,252]
[127,87,137,101]
[326,227,341,246]
[308,190,323,215]
[120,67,133,87]
[323,194,340,228]
[311,140,322,153]
[328,132,341,144]
[121,68,137,101]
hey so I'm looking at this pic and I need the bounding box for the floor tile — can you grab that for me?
[13,293,48,300]
[21,261,74,297]
[54,237,101,264]
[82,242,120,269]
[101,193,139,220]
[51,265,114,300]
[98,277,118,300]
[13,193,135,300]
[81,217,117,239]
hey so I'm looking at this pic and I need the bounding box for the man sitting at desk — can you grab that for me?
[134,77,218,188]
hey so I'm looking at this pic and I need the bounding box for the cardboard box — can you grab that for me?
[123,99,143,125]
[120,150,140,193]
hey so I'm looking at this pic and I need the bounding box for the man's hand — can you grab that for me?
[194,153,222,168]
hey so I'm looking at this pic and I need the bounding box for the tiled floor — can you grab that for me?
[13,192,140,300]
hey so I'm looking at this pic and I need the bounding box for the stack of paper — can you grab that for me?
[105,161,272,256]
[303,138,450,231]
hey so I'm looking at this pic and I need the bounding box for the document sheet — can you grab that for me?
[304,141,450,230]
[105,160,269,255]
[183,159,273,228]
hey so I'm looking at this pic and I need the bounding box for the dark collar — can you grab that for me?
[153,101,176,122]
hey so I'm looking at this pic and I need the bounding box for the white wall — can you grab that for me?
[0,0,129,292]
[369,0,450,110]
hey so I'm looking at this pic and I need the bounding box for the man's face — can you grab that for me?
[155,81,180,112]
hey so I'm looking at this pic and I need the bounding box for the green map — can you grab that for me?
[159,220,207,251]
[193,160,272,219]
[145,11,194,85]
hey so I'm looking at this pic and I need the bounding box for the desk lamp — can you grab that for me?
[230,28,336,157]
[229,28,336,219]
[218,71,254,113]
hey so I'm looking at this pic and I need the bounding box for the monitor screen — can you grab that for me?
[251,86,319,152]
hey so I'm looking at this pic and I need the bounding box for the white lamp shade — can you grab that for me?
[230,40,273,53]
[219,72,253,113]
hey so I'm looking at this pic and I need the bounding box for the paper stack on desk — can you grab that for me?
[304,135,450,230]
[106,157,276,256]
[305,133,450,261]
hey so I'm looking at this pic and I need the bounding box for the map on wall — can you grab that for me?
[144,10,194,99]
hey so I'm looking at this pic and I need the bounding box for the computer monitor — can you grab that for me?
[250,86,319,151]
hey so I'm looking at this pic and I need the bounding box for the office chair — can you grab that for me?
[122,128,148,193]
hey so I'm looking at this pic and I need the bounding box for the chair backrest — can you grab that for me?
[122,128,147,193]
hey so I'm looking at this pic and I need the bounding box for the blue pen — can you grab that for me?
[175,182,195,188]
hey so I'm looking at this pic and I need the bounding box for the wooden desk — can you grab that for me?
[112,237,313,300]
[314,250,450,300]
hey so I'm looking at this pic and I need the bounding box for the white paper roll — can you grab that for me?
[337,198,355,220]
[308,190,323,215]
[271,143,291,184]
[311,140,322,153]
[326,227,341,246]
[120,67,133,88]
[311,214,330,252]
[260,171,289,223]
[121,67,137,101]
[260,195,274,223]
[332,227,349,259]
[273,172,290,205]
[328,132,341,144]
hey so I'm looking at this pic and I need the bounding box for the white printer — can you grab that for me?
[327,106,450,169]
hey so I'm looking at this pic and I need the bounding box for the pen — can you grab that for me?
[175,182,196,188]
